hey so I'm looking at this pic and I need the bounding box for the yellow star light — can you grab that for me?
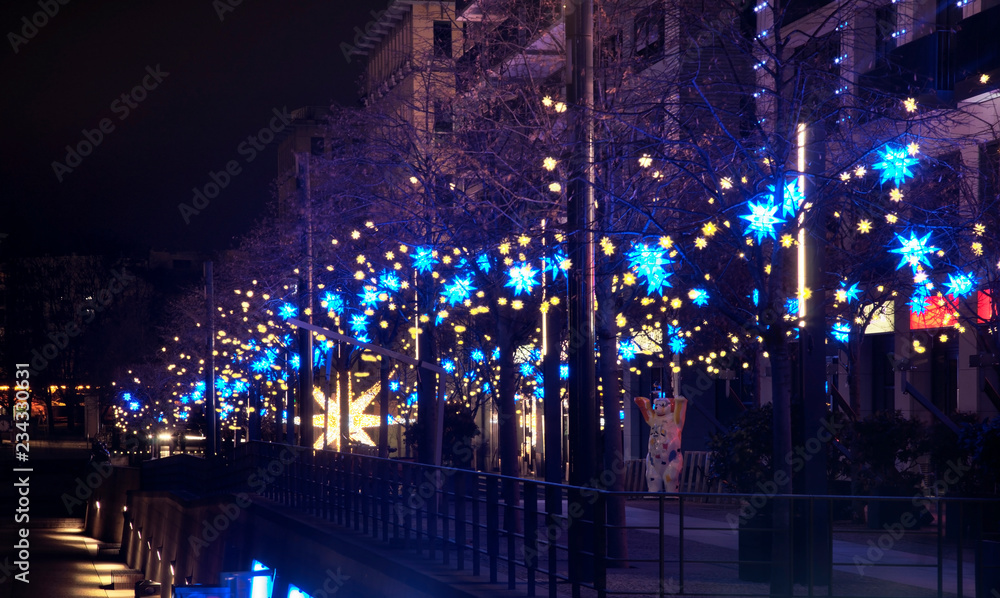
[907,142,920,156]
[599,237,615,255]
[702,222,718,237]
[659,236,673,248]
[313,384,381,450]
[720,177,733,189]
[694,237,708,249]
[981,74,991,84]
[543,157,557,171]
[671,298,683,309]
[840,172,851,182]
[889,188,904,202]
[886,213,898,224]
[638,154,653,168]
[542,96,553,107]
[857,219,872,234]
[974,223,985,236]
[548,182,562,192]
[854,166,867,177]
[518,235,531,246]
[904,98,918,112]
[780,234,795,248]
[972,242,984,256]
[835,289,848,302]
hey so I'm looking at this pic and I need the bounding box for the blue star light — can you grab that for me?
[506,262,539,296]
[626,243,673,295]
[470,349,485,362]
[764,180,804,218]
[358,286,380,307]
[689,288,709,306]
[251,348,278,373]
[618,339,640,361]
[739,200,785,242]
[832,322,850,343]
[519,362,535,376]
[841,282,861,303]
[441,359,456,374]
[442,276,476,305]
[668,336,687,354]
[543,250,569,279]
[476,253,491,273]
[278,303,297,320]
[389,380,400,392]
[872,144,918,187]
[889,232,938,270]
[289,353,301,370]
[378,270,401,291]
[349,314,369,336]
[559,364,569,379]
[128,399,141,411]
[945,272,976,298]
[322,292,345,315]
[412,246,438,273]
[909,293,929,315]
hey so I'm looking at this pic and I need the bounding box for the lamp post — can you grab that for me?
[797,122,831,585]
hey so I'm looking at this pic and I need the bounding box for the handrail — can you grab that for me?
[179,441,1000,597]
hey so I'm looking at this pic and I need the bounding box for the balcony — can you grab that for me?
[860,4,1000,104]
[955,4,1000,99]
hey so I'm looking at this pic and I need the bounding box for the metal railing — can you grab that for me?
[202,442,1000,598]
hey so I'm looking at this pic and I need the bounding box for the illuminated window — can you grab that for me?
[979,290,995,322]
[910,295,959,330]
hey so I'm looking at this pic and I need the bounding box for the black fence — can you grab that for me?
[154,441,1000,597]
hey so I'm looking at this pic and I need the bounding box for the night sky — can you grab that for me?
[1,0,384,257]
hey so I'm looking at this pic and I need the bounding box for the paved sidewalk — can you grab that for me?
[0,521,137,598]
[622,500,978,596]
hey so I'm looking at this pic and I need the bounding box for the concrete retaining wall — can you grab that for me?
[121,491,463,598]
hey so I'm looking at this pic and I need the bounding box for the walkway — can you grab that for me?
[615,500,978,596]
[0,520,138,598]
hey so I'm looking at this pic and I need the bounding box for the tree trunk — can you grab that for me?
[379,357,390,458]
[543,302,564,485]
[498,329,520,484]
[497,327,522,538]
[596,276,628,566]
[767,330,794,597]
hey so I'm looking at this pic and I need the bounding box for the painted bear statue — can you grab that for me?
[634,395,688,493]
